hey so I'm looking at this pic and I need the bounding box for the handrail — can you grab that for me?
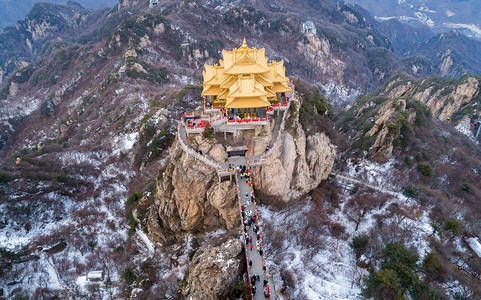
[235,173,255,300]
[247,175,272,300]
[177,121,221,170]
[330,171,398,196]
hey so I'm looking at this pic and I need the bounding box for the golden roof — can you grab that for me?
[203,64,227,85]
[222,40,269,75]
[266,61,289,83]
[201,39,290,109]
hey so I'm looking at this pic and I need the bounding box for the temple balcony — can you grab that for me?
[272,103,289,111]
[204,106,222,113]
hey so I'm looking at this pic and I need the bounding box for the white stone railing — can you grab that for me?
[177,121,221,170]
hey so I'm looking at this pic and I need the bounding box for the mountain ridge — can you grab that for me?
[0,0,118,30]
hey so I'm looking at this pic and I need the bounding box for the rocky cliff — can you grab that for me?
[182,237,244,299]
[148,139,238,244]
[0,2,98,85]
[365,99,416,163]
[252,109,336,202]
[381,74,481,124]
[337,72,478,164]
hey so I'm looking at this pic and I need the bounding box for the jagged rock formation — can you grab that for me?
[366,99,407,163]
[0,1,99,84]
[190,135,228,163]
[414,77,479,121]
[252,110,336,202]
[297,32,345,85]
[182,237,244,299]
[382,75,480,123]
[149,139,238,244]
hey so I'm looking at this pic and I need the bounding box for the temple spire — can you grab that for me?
[242,38,247,49]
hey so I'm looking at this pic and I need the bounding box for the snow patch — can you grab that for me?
[466,237,481,258]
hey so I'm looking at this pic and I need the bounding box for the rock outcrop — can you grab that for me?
[416,77,479,121]
[149,139,238,243]
[252,108,336,202]
[208,144,228,163]
[182,238,244,299]
[366,99,407,163]
[382,76,480,123]
[296,32,345,85]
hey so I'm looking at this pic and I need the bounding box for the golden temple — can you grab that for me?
[201,39,290,112]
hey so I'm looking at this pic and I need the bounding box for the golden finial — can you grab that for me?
[242,38,247,48]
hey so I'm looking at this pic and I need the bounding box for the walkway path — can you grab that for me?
[330,171,398,196]
[236,171,271,299]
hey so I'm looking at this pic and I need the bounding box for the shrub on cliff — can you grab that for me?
[401,185,420,199]
[123,267,136,285]
[349,234,369,259]
[0,172,13,184]
[417,162,433,177]
[444,218,460,236]
[295,79,334,135]
[125,191,142,208]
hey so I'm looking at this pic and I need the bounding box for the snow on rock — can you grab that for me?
[44,255,64,290]
[455,116,475,140]
[68,96,83,109]
[318,81,362,107]
[53,150,109,166]
[136,229,155,258]
[344,157,398,190]
[111,132,139,156]
[0,96,41,121]
[466,237,481,258]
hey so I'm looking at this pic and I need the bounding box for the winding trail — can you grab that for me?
[330,171,398,196]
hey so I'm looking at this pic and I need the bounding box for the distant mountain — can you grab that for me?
[414,29,481,77]
[376,18,435,56]
[0,0,118,30]
[0,0,428,103]
[0,1,115,85]
[1,0,481,102]
[345,2,481,78]
[344,0,481,40]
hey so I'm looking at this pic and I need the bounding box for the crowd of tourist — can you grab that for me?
[238,164,269,299]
